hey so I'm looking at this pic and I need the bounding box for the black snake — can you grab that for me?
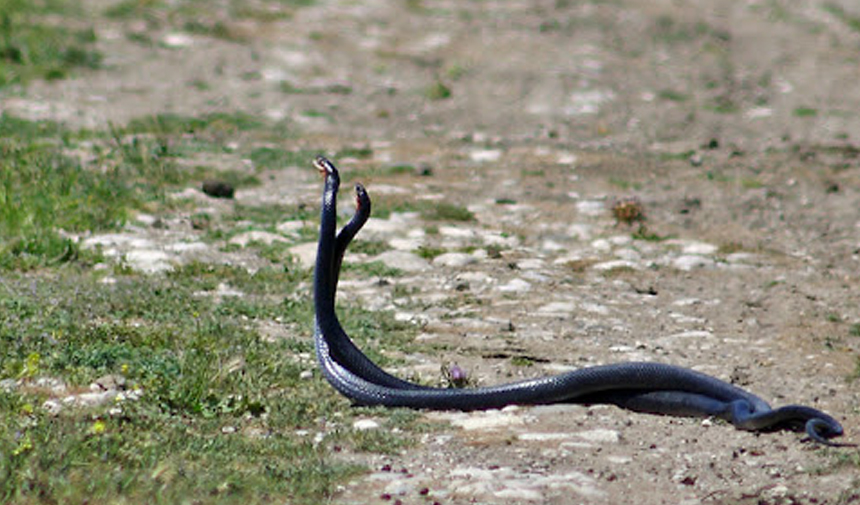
[311,156,844,445]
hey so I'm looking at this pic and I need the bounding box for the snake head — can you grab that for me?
[314,156,338,180]
[354,184,370,213]
[806,418,852,447]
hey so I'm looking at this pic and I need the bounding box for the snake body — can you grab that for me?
[312,156,844,445]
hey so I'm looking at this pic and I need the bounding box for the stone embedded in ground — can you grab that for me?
[125,249,173,273]
[373,250,430,272]
[353,419,381,431]
[672,255,715,271]
[201,180,235,199]
[498,278,532,293]
[432,252,477,267]
[288,242,318,269]
[228,231,289,247]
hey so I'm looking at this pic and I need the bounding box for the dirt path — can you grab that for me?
[4,0,860,503]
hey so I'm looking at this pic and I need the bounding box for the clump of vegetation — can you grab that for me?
[416,245,446,260]
[441,363,474,388]
[0,0,102,87]
[0,114,195,270]
[0,106,425,504]
[424,80,452,100]
[0,265,417,504]
[611,196,646,226]
[422,202,474,222]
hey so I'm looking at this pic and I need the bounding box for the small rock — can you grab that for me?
[65,390,118,408]
[433,252,477,268]
[229,231,288,247]
[672,255,714,271]
[614,248,641,261]
[162,32,194,48]
[538,301,576,315]
[447,410,525,431]
[498,278,532,293]
[576,428,620,443]
[576,200,605,216]
[373,251,430,272]
[384,479,419,496]
[202,180,235,199]
[353,419,381,430]
[469,149,502,162]
[608,235,632,246]
[92,374,126,391]
[672,330,713,339]
[276,220,306,237]
[592,260,640,271]
[567,223,593,240]
[288,242,318,269]
[680,241,718,255]
[42,399,63,415]
[165,241,208,253]
[125,250,172,273]
[0,379,16,392]
[516,258,545,270]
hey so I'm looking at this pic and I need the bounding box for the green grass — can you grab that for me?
[416,245,446,260]
[793,107,818,118]
[423,202,474,221]
[823,3,860,33]
[123,112,265,136]
[0,0,101,87]
[249,147,318,171]
[657,89,689,102]
[0,114,195,270]
[0,111,423,505]
[350,240,391,256]
[424,80,452,100]
[343,261,403,279]
[0,264,416,504]
[104,0,316,31]
[369,197,475,222]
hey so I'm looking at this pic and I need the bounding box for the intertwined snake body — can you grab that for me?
[312,156,843,445]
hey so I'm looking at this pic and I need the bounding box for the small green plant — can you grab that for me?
[611,197,646,226]
[511,356,535,367]
[350,240,391,256]
[344,261,403,278]
[793,107,818,118]
[422,202,474,222]
[249,147,316,171]
[657,89,689,102]
[424,80,452,100]
[416,245,446,260]
[823,3,860,33]
[336,146,374,159]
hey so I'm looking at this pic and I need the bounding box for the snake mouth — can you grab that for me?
[312,156,845,446]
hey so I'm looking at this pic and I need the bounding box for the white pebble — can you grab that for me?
[353,419,381,431]
[433,252,477,268]
[498,278,532,293]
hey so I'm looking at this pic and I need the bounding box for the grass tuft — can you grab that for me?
[0,0,101,87]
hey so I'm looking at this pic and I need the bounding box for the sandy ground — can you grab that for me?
[4,0,860,503]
